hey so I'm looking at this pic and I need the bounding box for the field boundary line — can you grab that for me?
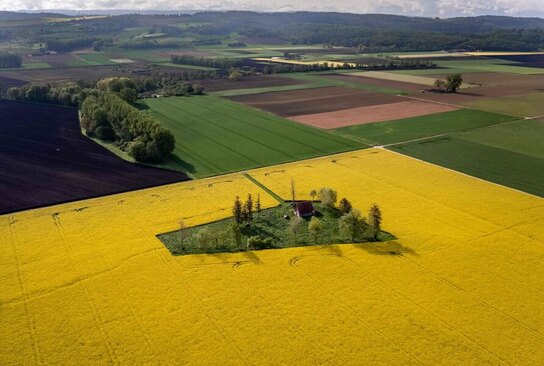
[242,172,285,205]
[382,116,527,148]
[384,147,544,201]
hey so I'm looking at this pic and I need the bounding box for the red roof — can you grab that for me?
[295,201,314,217]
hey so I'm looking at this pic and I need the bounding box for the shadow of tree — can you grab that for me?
[241,250,262,265]
[356,240,417,256]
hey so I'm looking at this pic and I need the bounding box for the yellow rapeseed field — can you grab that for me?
[1,148,544,365]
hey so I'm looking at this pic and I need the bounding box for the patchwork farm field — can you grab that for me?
[141,95,364,177]
[322,73,425,92]
[227,86,402,116]
[290,100,459,129]
[0,100,189,214]
[391,119,544,197]
[196,74,306,92]
[2,149,544,365]
[334,109,519,145]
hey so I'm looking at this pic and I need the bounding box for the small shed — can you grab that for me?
[294,201,314,218]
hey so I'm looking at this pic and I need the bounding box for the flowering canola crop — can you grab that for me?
[1,148,543,365]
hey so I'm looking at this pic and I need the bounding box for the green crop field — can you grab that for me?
[2,62,52,70]
[67,53,116,66]
[390,120,544,197]
[216,72,409,97]
[456,119,544,159]
[333,109,518,145]
[391,58,544,75]
[467,93,544,118]
[142,95,365,177]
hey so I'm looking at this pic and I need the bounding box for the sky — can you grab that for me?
[2,0,544,18]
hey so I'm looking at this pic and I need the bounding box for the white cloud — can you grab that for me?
[1,0,543,17]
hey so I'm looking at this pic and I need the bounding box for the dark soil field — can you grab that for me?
[0,65,128,83]
[489,54,544,68]
[0,100,189,214]
[198,74,305,92]
[227,86,401,116]
[0,75,26,91]
[0,63,198,84]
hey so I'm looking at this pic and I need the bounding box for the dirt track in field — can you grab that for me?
[289,100,459,129]
[0,100,189,214]
[227,86,401,116]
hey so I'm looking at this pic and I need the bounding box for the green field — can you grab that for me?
[0,62,51,70]
[456,119,544,159]
[142,95,365,177]
[391,58,544,75]
[390,119,544,197]
[467,93,544,118]
[67,53,116,66]
[216,72,409,97]
[333,109,519,145]
[156,62,217,70]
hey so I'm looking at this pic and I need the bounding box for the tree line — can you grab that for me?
[0,53,22,68]
[260,58,435,74]
[81,92,175,162]
[5,76,186,164]
[45,37,98,53]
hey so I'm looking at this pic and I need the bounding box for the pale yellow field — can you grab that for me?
[44,15,108,23]
[1,148,544,365]
[252,57,357,68]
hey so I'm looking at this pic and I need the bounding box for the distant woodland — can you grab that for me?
[0,11,544,52]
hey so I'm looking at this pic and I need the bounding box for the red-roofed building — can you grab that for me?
[294,201,314,218]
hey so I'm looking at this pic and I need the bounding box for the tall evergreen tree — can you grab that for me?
[369,204,382,232]
[245,194,253,223]
[255,194,261,217]
[233,196,243,224]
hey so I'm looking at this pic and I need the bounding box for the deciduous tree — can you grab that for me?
[318,188,337,208]
[446,74,463,93]
[339,209,366,242]
[289,216,304,244]
[308,216,323,244]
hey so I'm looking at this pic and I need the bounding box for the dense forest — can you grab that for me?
[1,11,544,52]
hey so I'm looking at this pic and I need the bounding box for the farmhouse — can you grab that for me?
[294,201,315,217]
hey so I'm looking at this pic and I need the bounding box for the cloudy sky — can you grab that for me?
[2,0,544,18]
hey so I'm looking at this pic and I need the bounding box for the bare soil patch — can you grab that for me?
[290,100,459,129]
[227,86,401,116]
[0,75,26,91]
[0,100,189,214]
